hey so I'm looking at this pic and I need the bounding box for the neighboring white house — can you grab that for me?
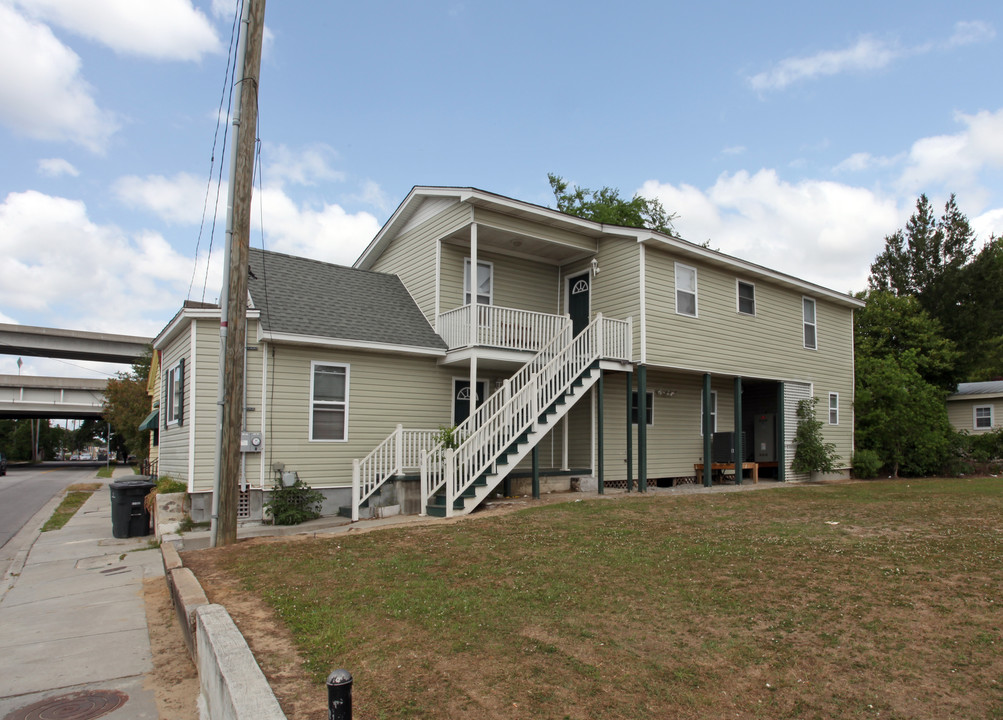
[152,186,864,523]
[947,381,1003,434]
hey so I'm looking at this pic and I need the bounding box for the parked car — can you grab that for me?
[0,451,6,476]
[80,453,92,461]
[70,453,79,461]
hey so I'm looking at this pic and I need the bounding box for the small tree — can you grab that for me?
[791,397,839,475]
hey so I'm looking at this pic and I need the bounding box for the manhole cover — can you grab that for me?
[3,689,128,720]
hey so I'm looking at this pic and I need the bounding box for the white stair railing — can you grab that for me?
[350,425,439,521]
[424,313,632,516]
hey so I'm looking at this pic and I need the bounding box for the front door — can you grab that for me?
[568,273,590,337]
[453,380,485,425]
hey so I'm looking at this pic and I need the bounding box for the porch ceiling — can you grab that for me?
[442,224,595,266]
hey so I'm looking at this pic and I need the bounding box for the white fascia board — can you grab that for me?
[258,330,446,357]
[153,308,260,350]
[947,393,1003,402]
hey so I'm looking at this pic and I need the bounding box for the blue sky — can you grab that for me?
[1,0,1001,378]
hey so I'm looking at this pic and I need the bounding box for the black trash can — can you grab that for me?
[110,478,156,539]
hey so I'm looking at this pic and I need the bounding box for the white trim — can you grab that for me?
[802,296,817,350]
[188,322,196,486]
[257,331,445,357]
[309,361,350,442]
[153,307,260,350]
[639,244,647,364]
[675,262,698,318]
[828,392,839,425]
[434,238,442,331]
[463,257,494,306]
[974,405,994,430]
[259,341,268,490]
[737,279,756,316]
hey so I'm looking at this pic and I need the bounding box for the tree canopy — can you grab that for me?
[548,173,677,234]
[102,345,153,462]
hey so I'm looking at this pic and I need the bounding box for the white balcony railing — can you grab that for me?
[437,305,572,353]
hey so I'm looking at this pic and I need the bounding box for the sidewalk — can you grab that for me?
[0,470,164,719]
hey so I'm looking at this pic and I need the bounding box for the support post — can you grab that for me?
[444,449,455,518]
[638,365,647,492]
[703,373,713,488]
[625,370,633,492]
[327,669,353,720]
[351,459,360,522]
[532,445,540,499]
[468,223,478,426]
[597,370,604,494]
[734,376,743,485]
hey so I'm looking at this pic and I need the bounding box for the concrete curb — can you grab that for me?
[0,491,64,602]
[161,543,286,719]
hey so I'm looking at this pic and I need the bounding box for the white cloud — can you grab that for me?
[0,190,216,335]
[750,21,995,92]
[346,180,393,213]
[898,109,1003,197]
[749,36,900,92]
[265,144,346,187]
[12,0,221,61]
[37,157,80,177]
[114,172,217,225]
[639,171,903,293]
[0,4,117,151]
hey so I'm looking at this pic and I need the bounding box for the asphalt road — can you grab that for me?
[0,462,105,568]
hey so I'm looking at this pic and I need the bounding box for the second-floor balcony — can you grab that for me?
[438,304,571,353]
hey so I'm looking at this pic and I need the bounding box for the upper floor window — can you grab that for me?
[165,359,184,427]
[829,393,839,425]
[803,297,817,349]
[737,281,756,315]
[974,405,993,430]
[464,259,493,305]
[675,263,697,317]
[310,362,349,441]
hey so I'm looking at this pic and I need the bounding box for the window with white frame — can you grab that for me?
[165,359,184,426]
[974,405,993,430]
[829,393,839,425]
[738,280,756,315]
[310,362,349,441]
[631,391,654,425]
[464,259,493,305]
[803,297,817,349]
[675,263,697,317]
[701,391,718,435]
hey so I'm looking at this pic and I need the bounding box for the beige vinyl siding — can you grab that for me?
[566,389,592,468]
[262,344,454,488]
[243,319,265,489]
[157,326,193,488]
[597,370,736,481]
[641,248,854,468]
[947,397,1001,433]
[439,244,561,315]
[370,200,471,322]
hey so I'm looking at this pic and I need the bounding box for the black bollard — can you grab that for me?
[327,669,353,720]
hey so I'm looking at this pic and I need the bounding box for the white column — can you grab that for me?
[469,223,478,424]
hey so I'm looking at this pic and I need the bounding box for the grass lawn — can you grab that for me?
[188,479,1003,719]
[40,483,101,532]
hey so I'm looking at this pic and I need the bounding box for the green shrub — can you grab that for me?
[970,428,1003,463]
[265,475,324,525]
[155,475,187,494]
[791,397,840,474]
[851,449,882,479]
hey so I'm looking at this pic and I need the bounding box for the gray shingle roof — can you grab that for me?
[950,381,1003,398]
[247,248,445,351]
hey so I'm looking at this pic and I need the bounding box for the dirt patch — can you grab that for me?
[142,577,200,719]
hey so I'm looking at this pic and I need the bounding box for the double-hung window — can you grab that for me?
[829,393,839,425]
[676,263,697,317]
[464,259,493,305]
[737,280,756,315]
[974,405,993,430]
[803,297,817,349]
[165,359,184,426]
[310,362,349,441]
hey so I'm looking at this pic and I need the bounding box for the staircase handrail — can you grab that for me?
[351,425,440,521]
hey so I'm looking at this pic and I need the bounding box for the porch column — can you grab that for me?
[597,371,604,494]
[638,364,647,492]
[734,376,743,485]
[777,383,786,482]
[532,445,540,499]
[702,373,713,487]
[469,223,478,423]
[626,370,633,491]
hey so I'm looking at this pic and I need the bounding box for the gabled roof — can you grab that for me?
[356,186,864,309]
[248,247,445,353]
[949,381,1003,400]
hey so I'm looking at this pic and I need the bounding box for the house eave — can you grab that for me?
[258,330,446,357]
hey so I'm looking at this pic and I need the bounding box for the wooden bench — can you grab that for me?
[693,462,759,484]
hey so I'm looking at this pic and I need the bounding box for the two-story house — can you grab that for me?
[153,186,862,524]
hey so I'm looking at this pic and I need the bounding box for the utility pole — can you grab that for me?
[212,0,266,547]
